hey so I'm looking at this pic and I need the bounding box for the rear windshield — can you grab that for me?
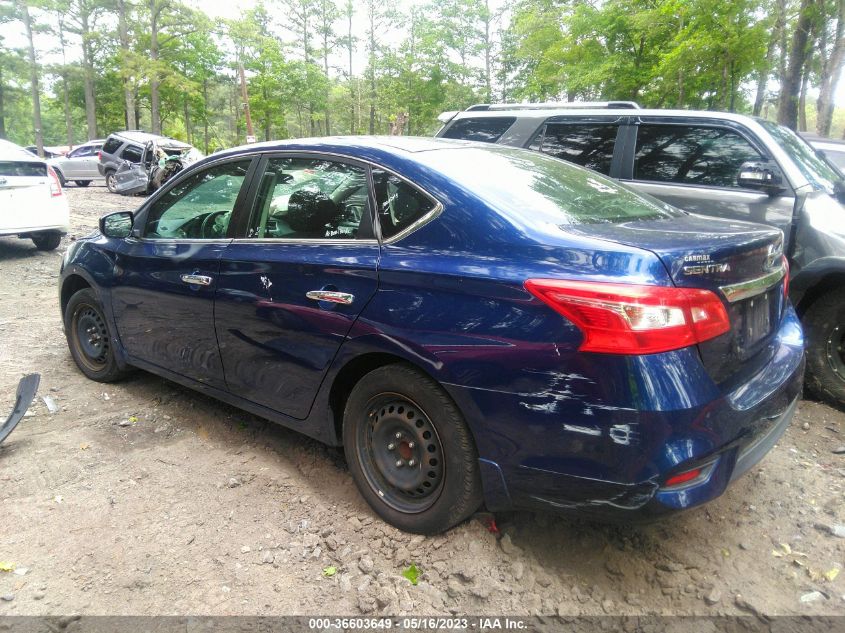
[102,137,122,155]
[441,117,516,143]
[424,146,683,225]
[0,161,47,177]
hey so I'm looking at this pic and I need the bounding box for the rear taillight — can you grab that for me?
[47,165,62,197]
[524,279,730,355]
[664,467,703,488]
[97,151,102,161]
[782,255,790,300]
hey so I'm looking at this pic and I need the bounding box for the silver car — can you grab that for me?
[48,139,105,187]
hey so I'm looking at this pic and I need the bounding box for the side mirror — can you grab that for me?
[100,211,134,238]
[737,161,784,194]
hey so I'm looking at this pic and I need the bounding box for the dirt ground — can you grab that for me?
[0,184,844,618]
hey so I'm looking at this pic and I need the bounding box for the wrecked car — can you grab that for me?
[113,139,203,196]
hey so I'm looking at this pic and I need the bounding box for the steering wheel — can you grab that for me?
[200,210,229,238]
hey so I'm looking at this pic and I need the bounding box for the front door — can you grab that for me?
[214,155,379,419]
[623,122,796,244]
[110,158,255,388]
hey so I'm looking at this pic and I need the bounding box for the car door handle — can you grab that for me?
[181,274,213,286]
[306,290,354,305]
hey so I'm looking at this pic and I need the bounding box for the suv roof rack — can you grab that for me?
[466,101,641,111]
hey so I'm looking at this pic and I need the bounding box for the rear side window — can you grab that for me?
[102,137,122,154]
[531,122,618,175]
[0,161,47,177]
[121,145,143,163]
[441,117,515,143]
[372,169,437,240]
[634,125,762,188]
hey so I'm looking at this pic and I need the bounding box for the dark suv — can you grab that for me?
[437,103,845,406]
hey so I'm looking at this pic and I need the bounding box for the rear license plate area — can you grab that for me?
[739,292,773,349]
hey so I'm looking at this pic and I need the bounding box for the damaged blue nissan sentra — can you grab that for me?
[59,136,804,533]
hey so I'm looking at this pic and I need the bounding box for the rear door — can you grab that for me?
[622,120,796,244]
[214,154,379,419]
[114,143,150,194]
[109,157,256,388]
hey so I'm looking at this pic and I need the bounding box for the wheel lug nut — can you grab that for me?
[395,432,402,439]
[408,459,415,467]
[395,460,403,467]
[387,443,395,450]
[408,441,415,448]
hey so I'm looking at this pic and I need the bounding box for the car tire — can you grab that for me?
[64,288,128,382]
[54,170,66,186]
[31,233,61,251]
[804,287,845,407]
[343,363,483,534]
[74,180,91,187]
[105,170,117,193]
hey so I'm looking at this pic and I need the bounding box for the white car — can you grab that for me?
[0,139,70,250]
[48,139,105,187]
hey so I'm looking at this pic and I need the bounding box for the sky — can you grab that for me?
[2,0,844,110]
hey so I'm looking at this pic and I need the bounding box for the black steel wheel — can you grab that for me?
[343,363,482,534]
[357,394,446,513]
[65,288,128,382]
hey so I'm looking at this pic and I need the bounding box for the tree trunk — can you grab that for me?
[817,0,845,136]
[203,79,209,153]
[184,94,191,143]
[81,9,97,139]
[0,66,5,139]
[753,37,776,116]
[150,0,162,135]
[778,0,815,129]
[118,0,136,130]
[484,0,492,103]
[57,14,74,147]
[20,1,44,156]
[368,4,376,135]
[347,1,355,134]
[799,53,811,131]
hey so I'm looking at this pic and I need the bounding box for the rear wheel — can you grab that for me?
[65,288,128,382]
[54,170,66,186]
[105,170,117,193]
[343,364,482,534]
[804,287,845,406]
[31,233,61,251]
[74,180,91,187]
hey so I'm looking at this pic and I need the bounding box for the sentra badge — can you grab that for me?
[682,253,730,275]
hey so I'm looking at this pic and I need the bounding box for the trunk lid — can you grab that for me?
[567,214,787,385]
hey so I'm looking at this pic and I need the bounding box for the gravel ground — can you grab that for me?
[0,184,843,617]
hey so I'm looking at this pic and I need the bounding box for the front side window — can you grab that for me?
[248,157,370,240]
[371,169,437,240]
[532,122,618,175]
[121,145,143,163]
[144,160,251,239]
[441,117,516,143]
[759,120,842,193]
[634,124,762,188]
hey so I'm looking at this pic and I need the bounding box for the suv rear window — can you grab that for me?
[531,122,618,175]
[102,137,122,154]
[441,117,515,143]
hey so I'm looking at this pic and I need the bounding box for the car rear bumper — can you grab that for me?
[445,304,805,520]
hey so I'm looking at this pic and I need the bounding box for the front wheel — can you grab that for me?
[65,288,128,382]
[343,364,482,534]
[31,233,61,250]
[804,287,845,407]
[105,170,117,193]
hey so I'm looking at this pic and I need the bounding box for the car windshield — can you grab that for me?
[425,145,683,225]
[759,119,843,194]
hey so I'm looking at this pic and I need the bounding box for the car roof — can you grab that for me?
[447,106,763,126]
[211,135,479,161]
[110,130,190,147]
[0,139,44,163]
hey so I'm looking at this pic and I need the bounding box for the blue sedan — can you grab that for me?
[60,137,805,533]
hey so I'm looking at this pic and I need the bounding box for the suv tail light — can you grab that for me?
[47,165,63,197]
[524,279,730,354]
[97,151,102,161]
